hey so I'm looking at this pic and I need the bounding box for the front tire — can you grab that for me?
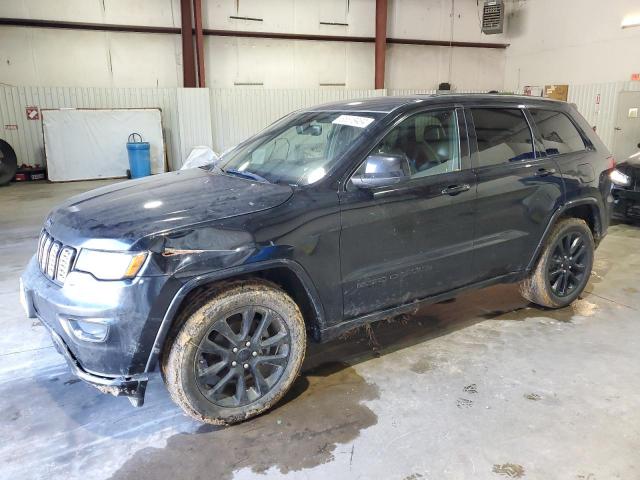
[163,280,306,424]
[520,218,594,308]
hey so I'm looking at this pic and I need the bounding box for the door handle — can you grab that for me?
[535,168,556,177]
[441,184,471,195]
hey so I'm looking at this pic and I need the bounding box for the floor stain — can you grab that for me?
[493,463,526,478]
[463,384,478,394]
[483,297,598,324]
[572,299,598,317]
[63,378,81,386]
[456,398,474,408]
[524,393,542,401]
[403,474,424,480]
[410,357,434,374]
[111,362,378,480]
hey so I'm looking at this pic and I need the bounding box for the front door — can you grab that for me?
[338,107,477,318]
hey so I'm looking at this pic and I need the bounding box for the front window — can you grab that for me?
[219,110,385,185]
[355,108,461,180]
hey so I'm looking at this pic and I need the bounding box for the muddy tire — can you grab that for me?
[163,280,306,425]
[520,218,594,308]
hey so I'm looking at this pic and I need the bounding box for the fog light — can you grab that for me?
[60,317,110,343]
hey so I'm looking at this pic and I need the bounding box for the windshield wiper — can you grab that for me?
[223,168,271,183]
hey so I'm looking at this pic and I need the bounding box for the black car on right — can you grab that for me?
[611,153,640,222]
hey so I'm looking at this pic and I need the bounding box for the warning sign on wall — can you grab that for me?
[26,106,40,120]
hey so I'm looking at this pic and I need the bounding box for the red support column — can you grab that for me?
[374,0,388,90]
[180,0,196,87]
[193,0,206,87]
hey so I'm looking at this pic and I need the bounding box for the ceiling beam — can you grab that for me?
[0,18,510,49]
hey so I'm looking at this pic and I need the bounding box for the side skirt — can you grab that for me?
[318,271,524,342]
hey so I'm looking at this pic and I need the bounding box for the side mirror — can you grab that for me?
[351,153,410,189]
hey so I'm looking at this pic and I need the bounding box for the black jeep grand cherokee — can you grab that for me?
[21,95,613,424]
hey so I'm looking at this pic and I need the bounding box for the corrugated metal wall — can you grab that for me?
[2,83,638,171]
[209,88,386,152]
[176,88,213,163]
[568,82,640,152]
[0,86,211,171]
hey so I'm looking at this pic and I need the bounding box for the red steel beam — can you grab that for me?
[193,0,206,87]
[180,0,196,87]
[0,18,510,49]
[375,0,388,89]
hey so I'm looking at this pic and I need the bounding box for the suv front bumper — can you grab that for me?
[20,256,177,405]
[612,187,640,220]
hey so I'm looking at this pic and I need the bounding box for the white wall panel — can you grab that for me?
[0,0,180,26]
[386,44,505,91]
[504,0,640,90]
[0,27,182,88]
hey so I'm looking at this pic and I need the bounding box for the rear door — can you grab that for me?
[467,106,564,282]
[339,106,476,318]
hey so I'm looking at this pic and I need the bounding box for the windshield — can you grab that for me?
[218,110,385,185]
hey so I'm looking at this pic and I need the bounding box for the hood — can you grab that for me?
[46,168,293,249]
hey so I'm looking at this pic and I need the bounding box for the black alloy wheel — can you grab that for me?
[547,230,590,297]
[194,306,290,408]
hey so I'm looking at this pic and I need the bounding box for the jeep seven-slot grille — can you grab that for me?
[37,230,76,283]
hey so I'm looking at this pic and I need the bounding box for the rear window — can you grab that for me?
[471,108,535,167]
[529,109,587,156]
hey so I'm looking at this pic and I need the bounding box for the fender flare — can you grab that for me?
[526,197,602,271]
[144,258,326,372]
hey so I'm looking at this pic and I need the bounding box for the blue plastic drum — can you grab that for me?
[126,133,151,178]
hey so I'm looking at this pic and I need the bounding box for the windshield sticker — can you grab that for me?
[332,115,375,129]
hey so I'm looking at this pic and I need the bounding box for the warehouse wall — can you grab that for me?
[0,0,506,90]
[504,0,640,90]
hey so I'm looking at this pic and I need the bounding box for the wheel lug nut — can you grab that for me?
[231,361,237,366]
[245,341,251,347]
[232,347,238,353]
[243,363,249,369]
[252,351,257,357]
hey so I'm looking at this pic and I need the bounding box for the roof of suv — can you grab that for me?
[308,94,566,114]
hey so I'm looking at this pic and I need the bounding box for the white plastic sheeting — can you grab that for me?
[181,146,219,170]
[42,109,165,182]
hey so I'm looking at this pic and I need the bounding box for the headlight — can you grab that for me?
[610,169,631,187]
[75,250,148,280]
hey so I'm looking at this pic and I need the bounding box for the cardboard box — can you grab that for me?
[544,85,569,101]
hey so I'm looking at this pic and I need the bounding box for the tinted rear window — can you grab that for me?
[471,108,535,167]
[529,109,586,156]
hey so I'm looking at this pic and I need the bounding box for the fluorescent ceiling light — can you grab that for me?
[621,14,640,28]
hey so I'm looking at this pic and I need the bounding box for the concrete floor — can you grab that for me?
[1,180,639,480]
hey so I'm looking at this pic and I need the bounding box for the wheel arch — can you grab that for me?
[144,259,326,373]
[527,198,602,272]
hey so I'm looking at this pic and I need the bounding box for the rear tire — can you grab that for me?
[520,218,594,308]
[163,280,306,425]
